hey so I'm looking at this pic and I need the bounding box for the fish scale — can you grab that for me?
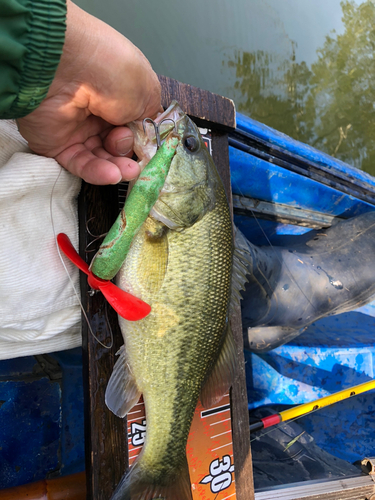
[106,103,237,500]
[119,197,232,470]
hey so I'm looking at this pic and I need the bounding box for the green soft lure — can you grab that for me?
[91,133,179,280]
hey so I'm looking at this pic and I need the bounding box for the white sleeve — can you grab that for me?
[0,120,82,359]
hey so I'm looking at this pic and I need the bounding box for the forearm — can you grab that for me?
[9,0,161,184]
[0,0,67,119]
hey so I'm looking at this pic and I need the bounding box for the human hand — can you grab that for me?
[16,0,161,185]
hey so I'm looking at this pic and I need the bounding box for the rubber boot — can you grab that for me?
[241,211,375,352]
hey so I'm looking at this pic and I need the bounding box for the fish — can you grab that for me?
[105,101,246,500]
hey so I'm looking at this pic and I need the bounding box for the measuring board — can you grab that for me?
[127,394,236,500]
[122,128,236,500]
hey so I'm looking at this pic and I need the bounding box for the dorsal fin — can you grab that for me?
[230,226,254,310]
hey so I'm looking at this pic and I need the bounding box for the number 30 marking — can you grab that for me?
[200,455,235,494]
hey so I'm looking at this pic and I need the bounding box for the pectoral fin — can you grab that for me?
[200,323,237,408]
[105,345,141,418]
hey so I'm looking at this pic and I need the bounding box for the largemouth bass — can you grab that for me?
[105,102,241,500]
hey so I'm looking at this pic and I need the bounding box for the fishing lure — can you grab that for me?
[58,127,179,321]
[91,131,179,280]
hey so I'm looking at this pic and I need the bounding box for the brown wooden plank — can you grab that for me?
[159,75,236,131]
[212,132,233,203]
[79,79,253,500]
[230,303,255,500]
[212,132,255,500]
[79,183,128,500]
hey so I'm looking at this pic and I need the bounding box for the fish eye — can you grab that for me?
[183,135,200,153]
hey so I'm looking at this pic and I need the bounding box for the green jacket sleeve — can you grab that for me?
[0,0,66,119]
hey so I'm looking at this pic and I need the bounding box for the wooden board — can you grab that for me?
[159,75,236,132]
[79,184,128,499]
[79,77,254,500]
[211,131,254,500]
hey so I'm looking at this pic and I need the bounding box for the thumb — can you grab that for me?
[103,126,135,157]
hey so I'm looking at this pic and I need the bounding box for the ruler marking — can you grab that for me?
[210,417,231,426]
[127,416,146,424]
[211,442,233,452]
[211,430,231,439]
[222,493,236,500]
[129,445,143,452]
[127,409,142,416]
[201,404,230,418]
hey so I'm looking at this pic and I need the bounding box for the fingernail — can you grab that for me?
[116,136,133,156]
[109,168,123,185]
[127,162,141,181]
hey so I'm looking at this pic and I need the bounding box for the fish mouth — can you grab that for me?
[128,101,186,167]
[152,100,186,140]
[154,101,186,135]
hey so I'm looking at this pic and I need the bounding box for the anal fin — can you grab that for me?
[200,323,237,409]
[105,345,141,418]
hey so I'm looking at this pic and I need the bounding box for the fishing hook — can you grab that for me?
[142,118,176,149]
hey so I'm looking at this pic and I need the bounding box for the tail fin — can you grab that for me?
[111,457,192,500]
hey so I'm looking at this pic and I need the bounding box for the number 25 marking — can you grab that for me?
[130,420,146,447]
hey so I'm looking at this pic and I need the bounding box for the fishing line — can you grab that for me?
[250,377,375,444]
[249,406,321,444]
[104,299,114,348]
[85,217,108,253]
[50,167,113,349]
[232,178,318,314]
[212,474,235,500]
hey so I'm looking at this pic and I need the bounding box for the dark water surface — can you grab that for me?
[76,0,375,175]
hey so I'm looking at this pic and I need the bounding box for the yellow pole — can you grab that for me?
[250,378,375,433]
[280,379,375,422]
